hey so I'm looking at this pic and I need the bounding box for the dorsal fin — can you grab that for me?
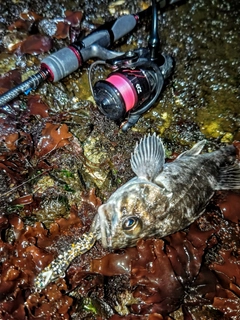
[130,133,165,181]
[177,140,206,158]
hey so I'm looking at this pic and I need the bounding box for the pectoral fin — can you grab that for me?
[130,133,165,181]
[177,140,206,158]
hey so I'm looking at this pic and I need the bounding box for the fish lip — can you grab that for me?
[98,205,112,248]
[90,214,100,237]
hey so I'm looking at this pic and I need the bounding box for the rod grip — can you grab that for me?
[111,15,137,41]
[41,47,81,82]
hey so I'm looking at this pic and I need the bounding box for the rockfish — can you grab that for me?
[91,133,240,249]
[34,133,240,290]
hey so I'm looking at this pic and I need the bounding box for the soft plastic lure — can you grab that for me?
[34,232,96,290]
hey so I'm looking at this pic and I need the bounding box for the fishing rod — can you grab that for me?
[0,0,181,130]
[0,13,143,106]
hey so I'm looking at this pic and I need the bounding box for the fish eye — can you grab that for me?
[122,216,142,235]
[123,217,137,229]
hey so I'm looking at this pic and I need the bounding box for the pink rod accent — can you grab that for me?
[40,63,54,81]
[68,46,82,66]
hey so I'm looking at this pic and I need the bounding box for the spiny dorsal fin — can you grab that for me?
[177,140,206,158]
[215,162,240,190]
[130,133,165,181]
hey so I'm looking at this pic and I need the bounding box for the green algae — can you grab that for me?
[196,90,239,140]
[139,0,240,145]
[0,53,17,73]
[83,135,109,188]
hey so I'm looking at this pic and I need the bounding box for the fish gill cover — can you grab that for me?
[0,0,239,319]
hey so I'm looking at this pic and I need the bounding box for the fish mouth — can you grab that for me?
[97,205,112,248]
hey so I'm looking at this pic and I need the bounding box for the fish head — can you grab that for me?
[93,134,169,249]
[97,178,166,249]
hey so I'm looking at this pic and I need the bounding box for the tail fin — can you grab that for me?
[215,162,240,190]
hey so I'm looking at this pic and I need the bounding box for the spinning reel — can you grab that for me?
[89,48,173,131]
[88,0,175,130]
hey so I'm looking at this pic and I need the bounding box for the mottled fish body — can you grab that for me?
[91,134,240,249]
[34,133,240,290]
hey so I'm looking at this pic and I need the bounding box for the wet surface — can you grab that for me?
[0,0,239,319]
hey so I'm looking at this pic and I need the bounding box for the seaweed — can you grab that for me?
[0,1,239,319]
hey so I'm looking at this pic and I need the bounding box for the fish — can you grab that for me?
[34,133,240,290]
[90,133,240,249]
